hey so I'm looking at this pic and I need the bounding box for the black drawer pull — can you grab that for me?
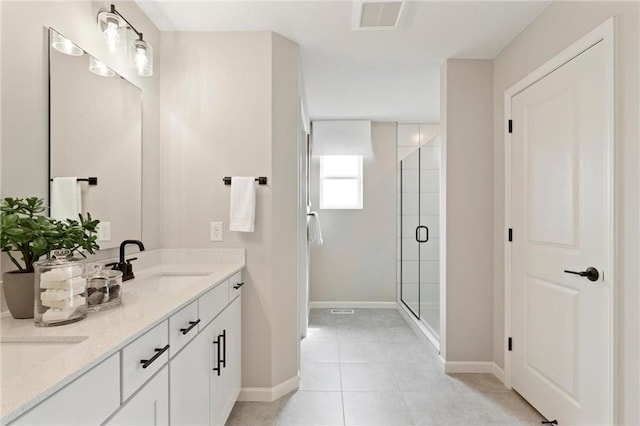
[221,330,227,368]
[233,282,245,290]
[140,344,170,369]
[213,335,222,376]
[180,319,201,335]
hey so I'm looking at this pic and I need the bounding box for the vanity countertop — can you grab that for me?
[0,257,244,424]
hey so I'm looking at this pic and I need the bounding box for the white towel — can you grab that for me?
[229,177,256,232]
[50,177,81,221]
[308,211,324,244]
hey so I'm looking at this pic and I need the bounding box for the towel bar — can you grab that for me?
[50,177,98,186]
[223,177,267,185]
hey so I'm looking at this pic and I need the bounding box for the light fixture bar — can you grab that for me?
[108,4,144,41]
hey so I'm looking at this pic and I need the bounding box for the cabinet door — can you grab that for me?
[209,297,241,426]
[106,366,169,426]
[170,322,210,426]
[227,296,241,403]
[10,354,120,426]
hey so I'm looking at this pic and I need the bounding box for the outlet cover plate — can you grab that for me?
[97,222,111,241]
[210,222,223,241]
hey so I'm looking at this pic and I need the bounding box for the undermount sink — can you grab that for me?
[133,272,210,291]
[0,336,88,382]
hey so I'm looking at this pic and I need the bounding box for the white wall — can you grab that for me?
[492,2,639,423]
[440,59,494,363]
[0,0,161,309]
[160,31,300,394]
[309,122,396,304]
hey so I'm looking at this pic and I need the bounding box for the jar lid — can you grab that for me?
[88,264,109,279]
[34,249,83,266]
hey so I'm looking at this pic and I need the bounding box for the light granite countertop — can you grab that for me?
[0,249,245,424]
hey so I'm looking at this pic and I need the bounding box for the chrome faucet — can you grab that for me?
[108,240,145,282]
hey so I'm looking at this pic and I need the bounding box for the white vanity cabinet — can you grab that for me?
[172,275,243,426]
[106,367,169,426]
[6,268,243,426]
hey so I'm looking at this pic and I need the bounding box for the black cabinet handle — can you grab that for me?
[221,330,227,368]
[140,344,170,369]
[213,335,222,376]
[416,225,429,243]
[233,282,245,290]
[564,267,599,282]
[180,319,201,335]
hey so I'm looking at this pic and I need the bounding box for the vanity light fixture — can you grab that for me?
[51,31,83,56]
[97,4,153,77]
[89,56,115,77]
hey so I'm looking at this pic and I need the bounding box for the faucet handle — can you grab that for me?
[105,261,119,269]
[125,257,138,264]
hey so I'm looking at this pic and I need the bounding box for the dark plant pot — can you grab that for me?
[3,271,35,319]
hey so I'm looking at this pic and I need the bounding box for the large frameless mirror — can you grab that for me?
[48,28,142,250]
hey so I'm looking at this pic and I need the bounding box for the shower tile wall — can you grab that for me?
[397,123,441,337]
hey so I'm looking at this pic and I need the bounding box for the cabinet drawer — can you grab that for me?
[122,320,169,401]
[199,280,229,327]
[11,353,120,425]
[228,271,243,301]
[168,301,199,357]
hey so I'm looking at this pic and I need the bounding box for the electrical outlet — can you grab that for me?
[210,222,223,241]
[97,222,111,241]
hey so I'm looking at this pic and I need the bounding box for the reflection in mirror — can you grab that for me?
[49,28,142,250]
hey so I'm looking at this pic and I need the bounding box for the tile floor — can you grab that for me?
[226,308,544,426]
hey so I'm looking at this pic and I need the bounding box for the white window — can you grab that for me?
[319,155,363,209]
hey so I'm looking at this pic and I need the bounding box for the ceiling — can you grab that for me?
[136,1,550,122]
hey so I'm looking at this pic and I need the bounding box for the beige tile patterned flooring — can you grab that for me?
[226,308,544,426]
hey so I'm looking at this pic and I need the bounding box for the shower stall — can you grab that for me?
[397,124,441,344]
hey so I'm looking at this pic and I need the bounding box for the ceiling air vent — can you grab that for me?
[353,1,406,30]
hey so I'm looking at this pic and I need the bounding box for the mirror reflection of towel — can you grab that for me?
[229,177,256,232]
[51,177,81,221]
[308,211,323,244]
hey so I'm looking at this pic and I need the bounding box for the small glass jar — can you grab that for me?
[34,250,87,327]
[87,264,122,311]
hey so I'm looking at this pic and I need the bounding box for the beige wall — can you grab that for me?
[492,2,639,423]
[0,0,161,308]
[309,122,397,304]
[441,59,494,362]
[160,31,300,391]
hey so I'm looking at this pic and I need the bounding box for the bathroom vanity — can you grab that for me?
[0,249,245,426]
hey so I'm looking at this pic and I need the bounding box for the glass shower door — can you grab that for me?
[399,138,440,340]
[400,149,420,317]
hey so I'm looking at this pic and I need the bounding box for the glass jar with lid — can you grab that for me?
[34,250,87,326]
[87,264,123,311]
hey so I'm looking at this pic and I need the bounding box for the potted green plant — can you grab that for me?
[0,197,100,319]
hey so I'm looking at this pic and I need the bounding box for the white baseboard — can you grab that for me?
[444,361,496,374]
[238,375,299,402]
[443,361,507,387]
[309,301,397,309]
[493,364,506,385]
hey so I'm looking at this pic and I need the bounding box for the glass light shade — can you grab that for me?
[89,56,115,77]
[129,39,153,77]
[51,31,83,56]
[97,11,126,53]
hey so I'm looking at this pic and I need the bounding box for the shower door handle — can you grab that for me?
[416,226,429,243]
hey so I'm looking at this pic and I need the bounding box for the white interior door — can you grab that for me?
[510,40,611,425]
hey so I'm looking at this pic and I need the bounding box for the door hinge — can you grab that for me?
[508,228,513,242]
[508,120,513,133]
[508,337,512,351]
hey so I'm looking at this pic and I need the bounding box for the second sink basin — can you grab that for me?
[0,337,88,382]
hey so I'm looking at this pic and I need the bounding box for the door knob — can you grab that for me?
[564,267,599,282]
